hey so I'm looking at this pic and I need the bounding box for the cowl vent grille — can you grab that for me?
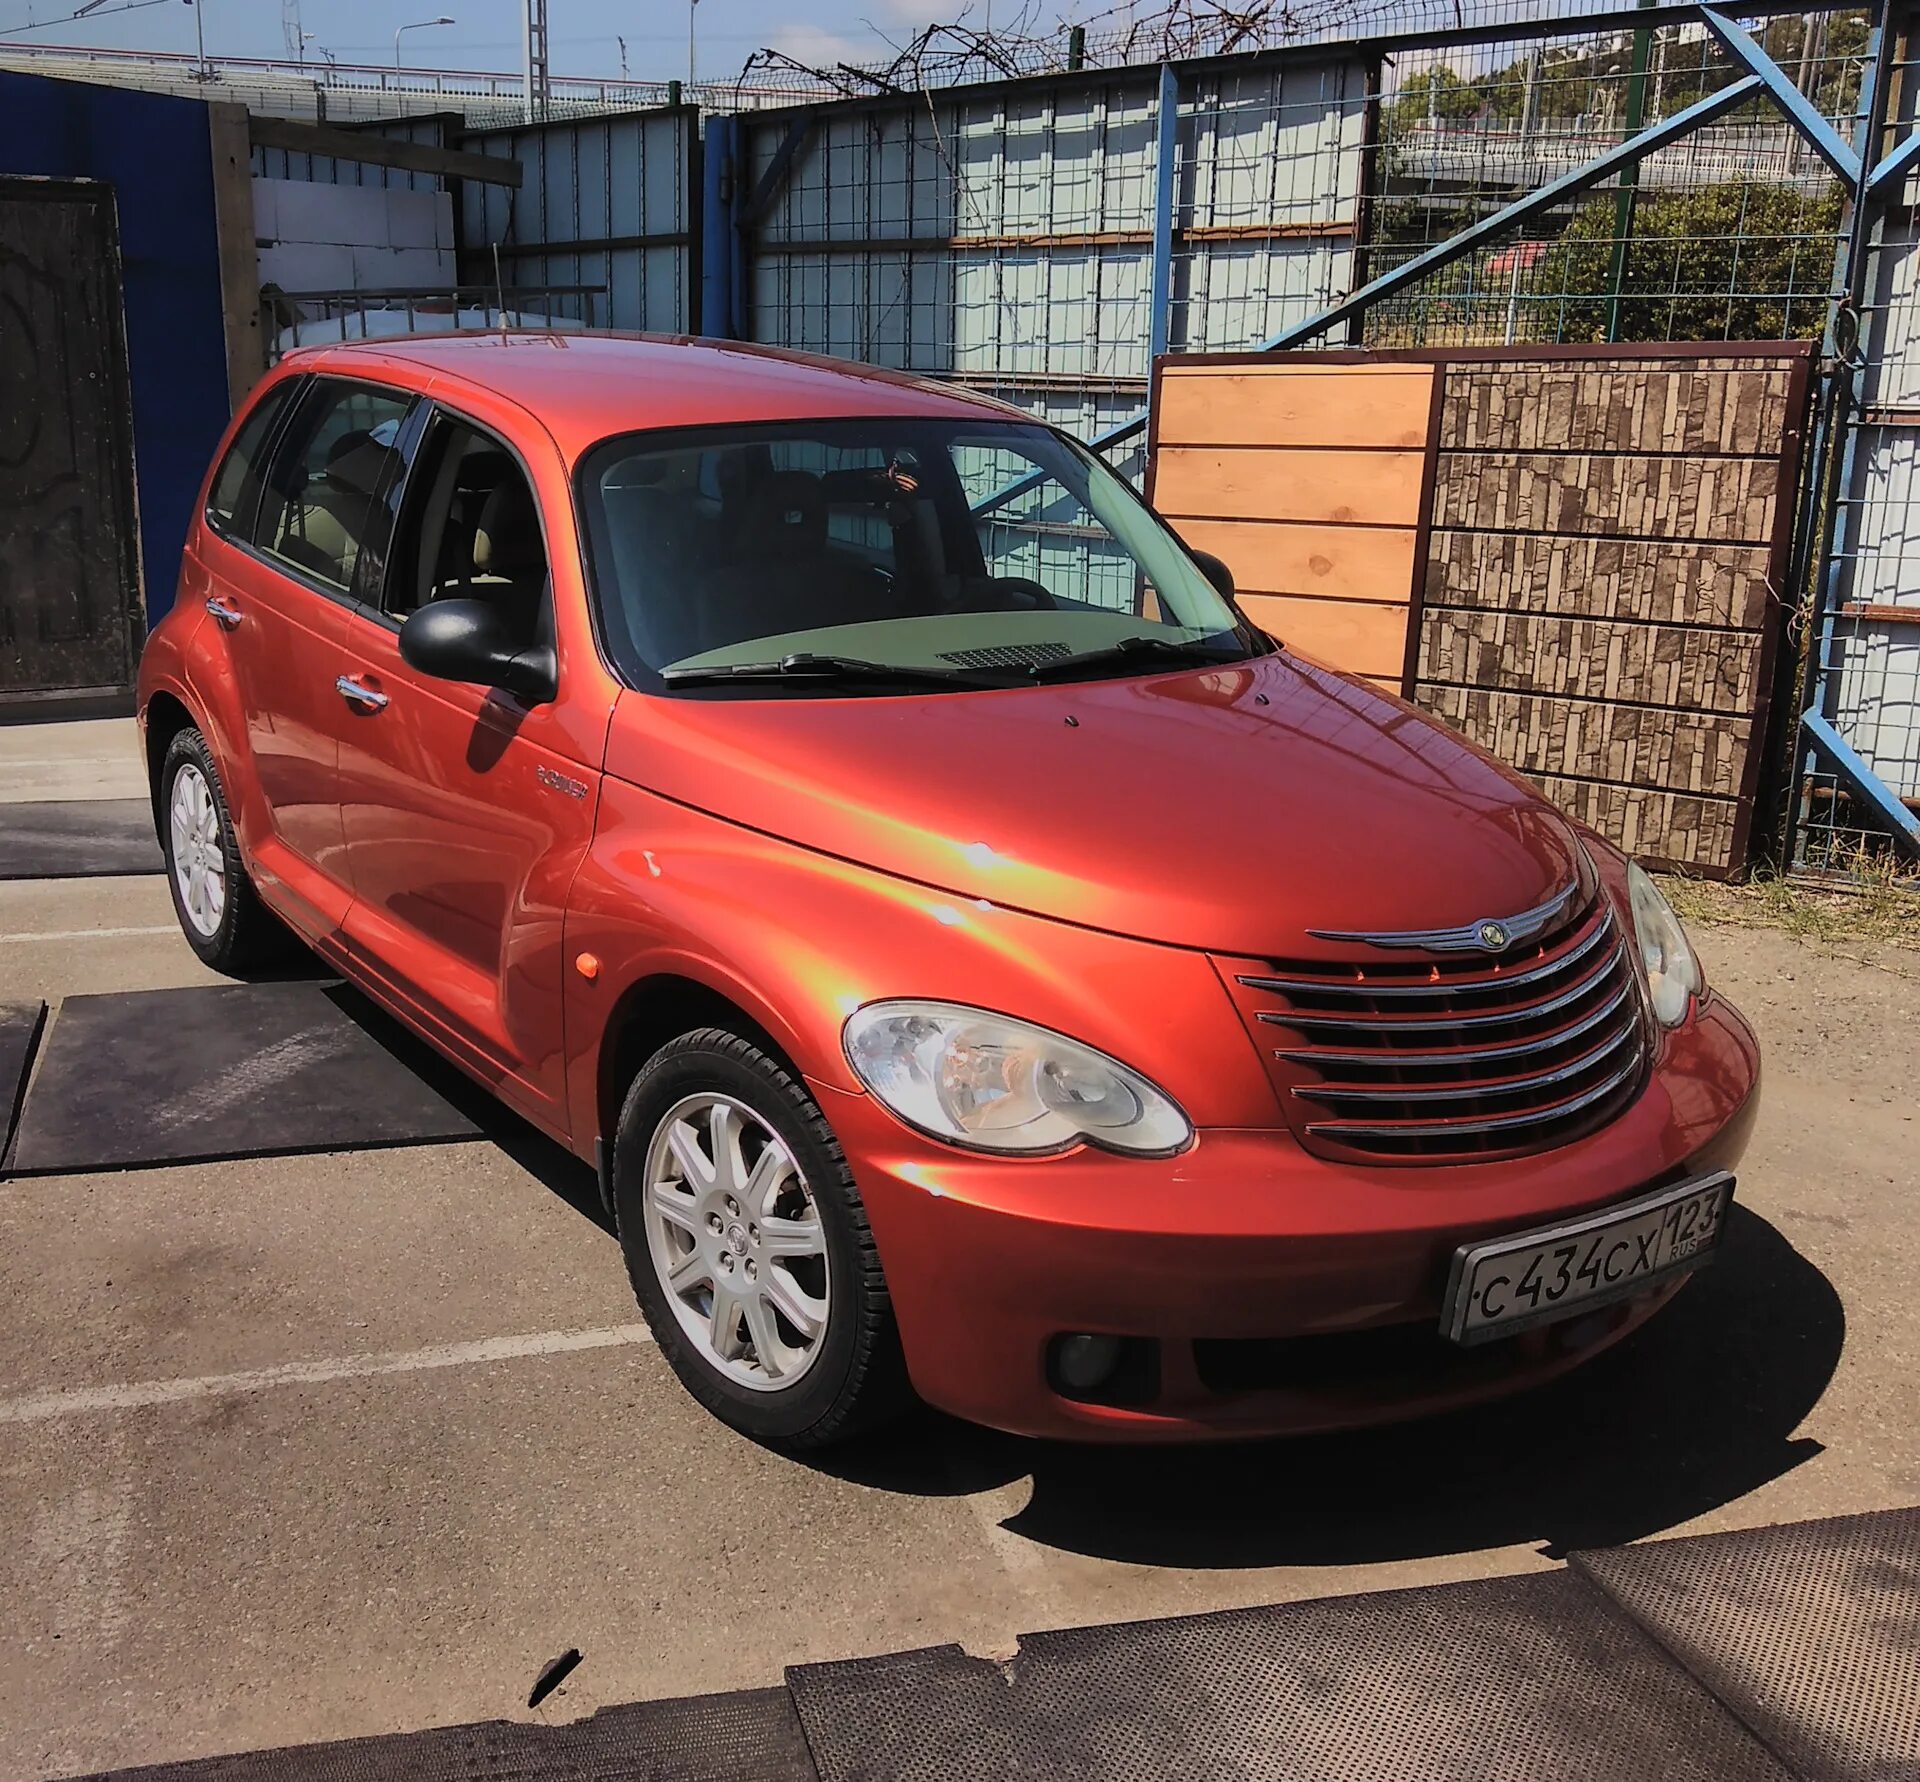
[1217,890,1650,1163]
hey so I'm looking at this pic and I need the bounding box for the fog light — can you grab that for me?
[1051,1332,1122,1393]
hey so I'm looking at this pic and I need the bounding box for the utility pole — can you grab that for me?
[1604,0,1656,342]
[189,0,209,80]
[521,0,550,122]
[689,0,700,90]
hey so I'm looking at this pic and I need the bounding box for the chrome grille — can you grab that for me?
[1221,892,1650,1162]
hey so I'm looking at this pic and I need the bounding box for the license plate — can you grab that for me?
[1442,1172,1733,1346]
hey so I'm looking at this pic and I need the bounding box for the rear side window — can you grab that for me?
[205,381,298,539]
[253,378,414,595]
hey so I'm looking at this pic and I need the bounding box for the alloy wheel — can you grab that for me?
[169,762,227,939]
[641,1092,833,1391]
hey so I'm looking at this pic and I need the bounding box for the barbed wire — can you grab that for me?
[729,0,1648,99]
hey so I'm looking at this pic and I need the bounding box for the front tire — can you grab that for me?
[612,1028,910,1448]
[159,727,282,974]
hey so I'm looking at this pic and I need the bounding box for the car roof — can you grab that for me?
[281,331,1025,461]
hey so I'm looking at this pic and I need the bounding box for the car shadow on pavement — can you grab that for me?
[322,981,617,1235]
[327,987,1840,1569]
[820,1207,1844,1566]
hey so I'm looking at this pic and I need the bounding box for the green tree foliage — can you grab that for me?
[1382,10,1867,135]
[1388,66,1498,127]
[1536,180,1842,342]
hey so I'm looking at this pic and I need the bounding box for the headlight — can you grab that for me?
[843,1000,1192,1156]
[1626,862,1701,1028]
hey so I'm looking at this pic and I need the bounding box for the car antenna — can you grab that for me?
[492,242,508,339]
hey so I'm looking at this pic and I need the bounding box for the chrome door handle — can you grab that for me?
[335,675,389,711]
[205,596,243,628]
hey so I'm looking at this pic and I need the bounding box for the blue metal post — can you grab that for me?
[1802,714,1920,851]
[1698,8,1862,181]
[1790,4,1920,864]
[699,113,735,338]
[1148,63,1179,366]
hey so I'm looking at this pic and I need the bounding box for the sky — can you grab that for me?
[0,0,1083,86]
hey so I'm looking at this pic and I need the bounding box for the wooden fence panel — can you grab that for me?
[1414,351,1810,875]
[1146,344,1812,876]
[1149,361,1439,686]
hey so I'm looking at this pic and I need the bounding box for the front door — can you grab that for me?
[0,180,141,706]
[335,408,598,1132]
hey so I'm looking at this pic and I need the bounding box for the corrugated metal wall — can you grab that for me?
[458,106,698,332]
[737,58,1367,468]
[1830,212,1920,813]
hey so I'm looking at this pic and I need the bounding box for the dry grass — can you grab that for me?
[1661,847,1920,963]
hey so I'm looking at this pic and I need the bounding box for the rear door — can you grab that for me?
[335,404,599,1132]
[199,375,417,942]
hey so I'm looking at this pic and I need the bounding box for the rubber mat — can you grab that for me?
[786,1570,1793,1781]
[78,1687,821,1780]
[0,999,45,1164]
[1573,1507,1920,1782]
[0,799,163,877]
[5,982,482,1175]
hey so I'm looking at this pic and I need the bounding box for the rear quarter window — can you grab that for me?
[206,381,299,540]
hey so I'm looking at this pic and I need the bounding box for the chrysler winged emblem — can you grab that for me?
[1475,920,1511,953]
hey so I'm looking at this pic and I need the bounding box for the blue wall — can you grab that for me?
[0,70,232,626]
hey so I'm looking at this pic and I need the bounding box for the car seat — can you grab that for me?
[697,471,892,655]
[467,476,547,645]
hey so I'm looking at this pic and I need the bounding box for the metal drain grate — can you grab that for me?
[1573,1507,1920,1782]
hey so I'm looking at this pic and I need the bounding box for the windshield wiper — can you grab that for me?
[1018,634,1249,682]
[660,652,1008,690]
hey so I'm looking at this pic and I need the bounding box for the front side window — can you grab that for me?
[578,418,1254,691]
[253,379,414,595]
[382,414,550,658]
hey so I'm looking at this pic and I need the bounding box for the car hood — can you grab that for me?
[604,651,1587,958]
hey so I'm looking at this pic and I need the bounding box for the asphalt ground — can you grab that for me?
[2,718,1916,1778]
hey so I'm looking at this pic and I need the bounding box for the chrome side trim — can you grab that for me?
[1304,1053,1643,1141]
[1238,910,1614,1002]
[1305,879,1580,954]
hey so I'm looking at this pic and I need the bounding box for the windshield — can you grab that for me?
[576,417,1257,692]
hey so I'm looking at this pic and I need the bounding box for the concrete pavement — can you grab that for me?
[0,719,1915,1777]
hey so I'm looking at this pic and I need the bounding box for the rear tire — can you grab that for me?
[613,1027,911,1448]
[159,727,284,975]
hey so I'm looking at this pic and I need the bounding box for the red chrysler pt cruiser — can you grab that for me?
[138,333,1758,1447]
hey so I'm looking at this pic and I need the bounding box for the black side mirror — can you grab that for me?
[1189,549,1234,599]
[399,599,556,704]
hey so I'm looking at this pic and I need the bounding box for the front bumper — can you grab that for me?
[817,992,1760,1441]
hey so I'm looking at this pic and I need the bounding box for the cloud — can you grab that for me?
[869,0,952,21]
[766,21,877,65]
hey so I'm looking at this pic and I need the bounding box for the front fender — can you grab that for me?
[562,775,1283,1150]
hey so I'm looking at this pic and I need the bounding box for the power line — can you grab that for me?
[0,0,175,38]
